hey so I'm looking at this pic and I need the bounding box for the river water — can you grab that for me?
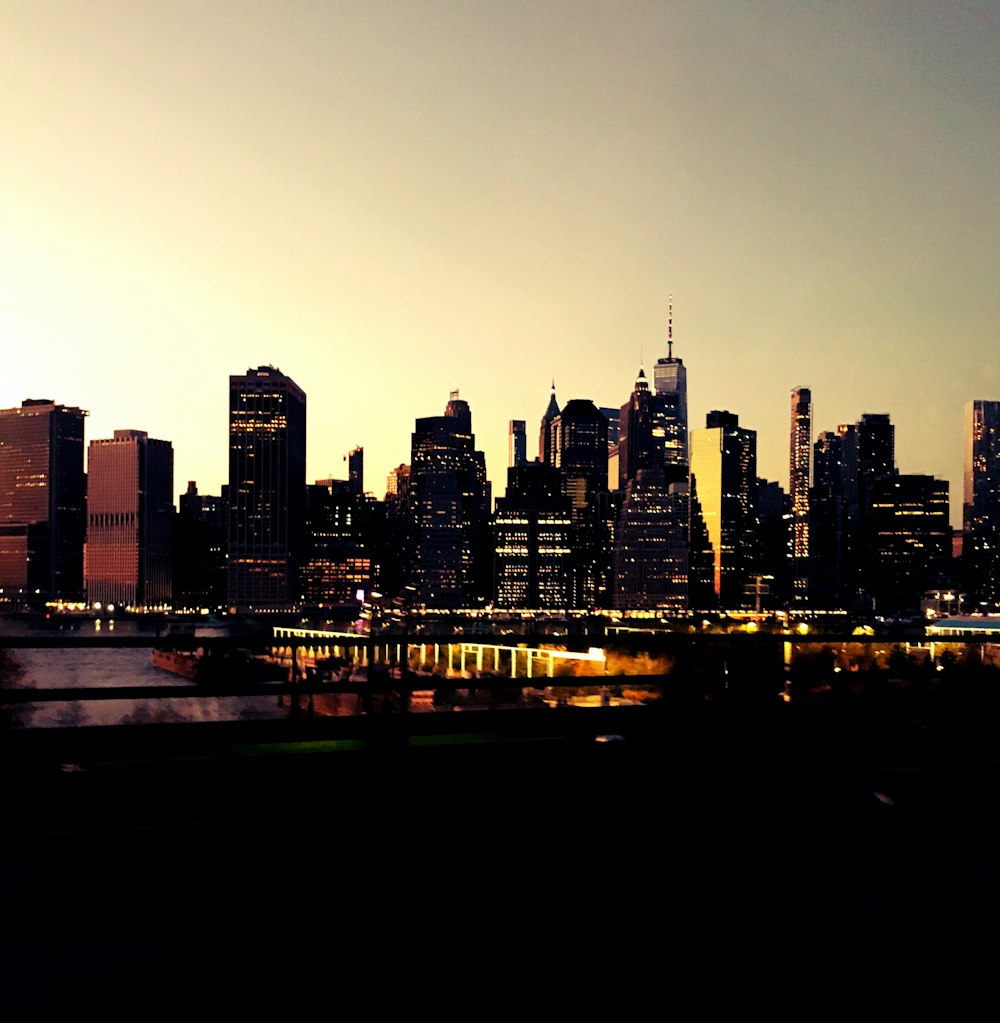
[0,618,289,728]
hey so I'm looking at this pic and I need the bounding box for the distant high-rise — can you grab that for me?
[869,475,951,614]
[348,446,364,495]
[809,431,849,607]
[228,365,306,611]
[493,462,572,608]
[409,391,491,606]
[963,400,1000,610]
[651,298,688,468]
[174,482,227,612]
[789,387,812,599]
[0,399,87,604]
[85,430,174,611]
[508,420,527,468]
[301,479,382,608]
[543,396,609,607]
[539,382,560,463]
[617,367,657,489]
[382,464,411,599]
[689,411,758,608]
[612,466,688,610]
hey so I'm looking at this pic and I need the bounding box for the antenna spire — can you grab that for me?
[667,294,673,360]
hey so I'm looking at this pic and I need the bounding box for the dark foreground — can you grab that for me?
[4,692,1000,1005]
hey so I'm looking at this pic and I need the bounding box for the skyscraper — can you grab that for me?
[228,365,306,612]
[348,446,364,495]
[493,461,572,608]
[869,475,951,615]
[617,367,658,489]
[809,431,850,607]
[539,382,560,464]
[508,420,527,469]
[0,399,87,604]
[789,387,811,600]
[651,298,688,468]
[544,397,609,607]
[409,391,491,606]
[85,430,174,611]
[612,466,689,610]
[963,399,1000,610]
[174,481,227,613]
[689,411,758,608]
[301,478,382,608]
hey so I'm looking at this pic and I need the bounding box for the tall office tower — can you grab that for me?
[174,481,227,612]
[546,399,609,511]
[857,413,895,503]
[599,407,622,449]
[493,462,573,608]
[809,431,850,607]
[0,399,87,604]
[757,479,792,608]
[228,365,306,612]
[789,387,812,601]
[617,368,658,489]
[539,382,559,463]
[85,430,174,611]
[963,400,1000,610]
[409,392,491,606]
[545,398,610,608]
[301,479,383,608]
[651,298,688,468]
[348,446,364,495]
[869,475,951,615]
[689,411,759,608]
[855,413,896,607]
[508,420,527,469]
[383,464,411,598]
[612,466,688,610]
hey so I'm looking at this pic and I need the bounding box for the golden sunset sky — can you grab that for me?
[3,1,997,524]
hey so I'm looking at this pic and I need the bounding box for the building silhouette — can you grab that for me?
[651,298,688,468]
[409,391,491,606]
[809,430,850,607]
[617,367,658,490]
[538,382,560,464]
[757,478,792,608]
[85,430,174,611]
[543,396,609,607]
[869,474,950,615]
[348,446,364,495]
[227,365,306,612]
[508,420,526,469]
[689,411,758,608]
[0,399,87,605]
[612,466,688,610]
[493,462,572,608]
[789,387,811,600]
[174,481,227,612]
[963,399,1000,611]
[382,464,411,600]
[301,479,382,609]
[612,364,690,609]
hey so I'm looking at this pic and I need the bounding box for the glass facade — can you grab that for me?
[0,400,87,603]
[963,400,1000,609]
[85,430,174,610]
[689,412,758,608]
[228,366,306,611]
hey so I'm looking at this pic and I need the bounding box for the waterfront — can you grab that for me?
[0,618,288,728]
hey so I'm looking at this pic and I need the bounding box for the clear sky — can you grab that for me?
[2,1,997,526]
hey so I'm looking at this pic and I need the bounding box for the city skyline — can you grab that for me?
[3,2,997,526]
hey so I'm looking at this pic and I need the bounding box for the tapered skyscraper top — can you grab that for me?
[652,297,688,467]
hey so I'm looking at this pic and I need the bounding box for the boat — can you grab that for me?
[152,647,202,679]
